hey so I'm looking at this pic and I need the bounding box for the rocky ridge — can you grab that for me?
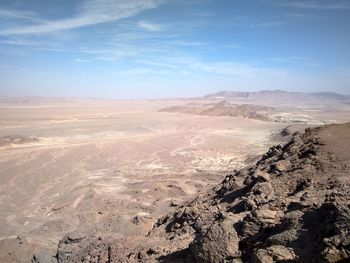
[160,101,274,121]
[52,123,350,262]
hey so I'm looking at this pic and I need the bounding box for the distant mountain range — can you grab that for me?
[204,90,350,106]
[204,90,349,101]
[160,90,350,123]
[202,91,350,107]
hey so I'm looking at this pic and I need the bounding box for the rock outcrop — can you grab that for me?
[54,123,350,262]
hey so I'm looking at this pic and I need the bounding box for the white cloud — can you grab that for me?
[0,0,163,35]
[137,20,164,31]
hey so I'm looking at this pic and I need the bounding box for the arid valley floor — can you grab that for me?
[0,92,349,262]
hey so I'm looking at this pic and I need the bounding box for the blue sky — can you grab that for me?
[0,0,350,98]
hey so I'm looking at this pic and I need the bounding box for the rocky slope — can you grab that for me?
[160,101,274,121]
[51,123,350,263]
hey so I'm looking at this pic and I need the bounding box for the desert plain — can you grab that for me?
[0,93,349,262]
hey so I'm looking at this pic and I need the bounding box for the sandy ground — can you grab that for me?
[1,97,349,262]
[0,99,290,259]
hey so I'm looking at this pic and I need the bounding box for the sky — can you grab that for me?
[0,0,350,99]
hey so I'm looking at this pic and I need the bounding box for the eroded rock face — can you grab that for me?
[253,245,296,263]
[191,218,240,263]
[57,232,86,263]
[55,123,350,262]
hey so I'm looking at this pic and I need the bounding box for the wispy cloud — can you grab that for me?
[286,13,313,18]
[1,38,43,47]
[268,56,322,67]
[137,20,164,31]
[0,9,38,20]
[137,55,289,79]
[223,44,244,49]
[186,10,213,17]
[74,58,91,63]
[248,21,284,28]
[172,40,207,47]
[120,56,290,80]
[188,61,287,77]
[77,46,140,61]
[137,60,180,69]
[272,0,350,10]
[111,68,169,76]
[0,0,163,35]
[0,36,74,52]
[228,18,285,28]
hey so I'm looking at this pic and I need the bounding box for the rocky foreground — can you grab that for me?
[45,123,350,263]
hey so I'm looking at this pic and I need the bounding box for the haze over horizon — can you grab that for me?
[1,0,350,99]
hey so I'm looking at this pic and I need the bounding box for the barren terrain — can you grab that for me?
[0,94,349,262]
[0,99,287,261]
